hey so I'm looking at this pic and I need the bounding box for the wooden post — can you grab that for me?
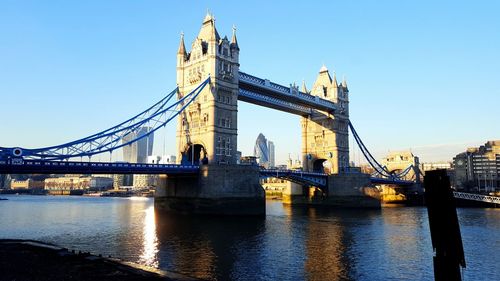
[424,169,466,281]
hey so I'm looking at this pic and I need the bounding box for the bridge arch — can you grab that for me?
[312,158,332,174]
[183,143,208,165]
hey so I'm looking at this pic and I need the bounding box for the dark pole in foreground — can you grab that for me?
[424,169,466,281]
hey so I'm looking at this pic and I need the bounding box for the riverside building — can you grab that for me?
[453,140,499,192]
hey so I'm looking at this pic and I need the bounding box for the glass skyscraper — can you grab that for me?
[268,141,275,168]
[254,133,275,168]
[122,127,154,163]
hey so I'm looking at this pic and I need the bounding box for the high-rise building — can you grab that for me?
[122,127,154,163]
[254,133,270,168]
[453,140,499,192]
[268,141,275,168]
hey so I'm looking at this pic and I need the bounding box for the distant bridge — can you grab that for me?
[260,169,414,188]
[453,191,500,205]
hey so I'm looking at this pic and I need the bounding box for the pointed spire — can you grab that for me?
[177,32,186,55]
[301,80,309,93]
[209,19,218,41]
[231,25,239,49]
[342,75,348,89]
[203,10,214,24]
[332,71,338,88]
[313,64,332,85]
[198,11,220,41]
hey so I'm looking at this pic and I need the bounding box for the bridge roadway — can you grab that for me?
[0,160,415,188]
[0,159,199,175]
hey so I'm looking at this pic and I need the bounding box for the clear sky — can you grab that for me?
[1,0,499,164]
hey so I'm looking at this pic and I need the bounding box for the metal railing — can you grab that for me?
[453,191,500,204]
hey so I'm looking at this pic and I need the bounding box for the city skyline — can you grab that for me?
[0,1,498,165]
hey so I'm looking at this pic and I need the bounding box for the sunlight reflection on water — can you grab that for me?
[139,205,158,268]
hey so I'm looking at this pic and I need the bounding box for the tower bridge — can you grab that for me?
[0,13,421,215]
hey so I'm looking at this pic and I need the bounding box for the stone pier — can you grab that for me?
[282,173,381,208]
[155,164,265,216]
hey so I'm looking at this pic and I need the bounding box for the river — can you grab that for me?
[0,195,498,280]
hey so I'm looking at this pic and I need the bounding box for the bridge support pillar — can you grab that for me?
[155,164,265,216]
[282,182,309,205]
[282,173,381,208]
[325,173,381,208]
[379,184,424,206]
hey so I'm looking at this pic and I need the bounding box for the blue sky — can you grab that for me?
[1,1,498,164]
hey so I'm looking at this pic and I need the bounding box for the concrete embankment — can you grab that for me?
[0,239,202,281]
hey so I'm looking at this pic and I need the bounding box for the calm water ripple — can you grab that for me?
[0,195,498,280]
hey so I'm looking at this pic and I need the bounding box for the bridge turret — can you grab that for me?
[301,80,309,94]
[230,25,239,51]
[342,76,348,90]
[177,33,187,60]
[176,33,187,84]
[311,65,333,99]
[332,72,338,89]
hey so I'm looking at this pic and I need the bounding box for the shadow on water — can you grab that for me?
[293,207,383,281]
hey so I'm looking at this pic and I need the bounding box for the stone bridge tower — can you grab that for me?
[381,151,421,182]
[176,13,239,165]
[301,66,350,174]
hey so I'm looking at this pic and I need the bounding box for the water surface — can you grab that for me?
[0,195,498,280]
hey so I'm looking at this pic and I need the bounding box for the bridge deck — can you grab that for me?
[0,160,199,175]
